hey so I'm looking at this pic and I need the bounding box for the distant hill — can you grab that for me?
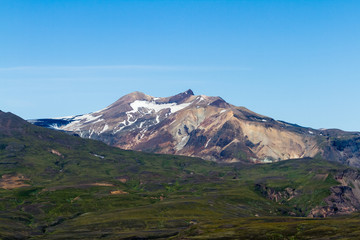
[31,90,360,167]
[2,110,360,239]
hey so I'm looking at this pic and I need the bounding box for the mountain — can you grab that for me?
[31,90,360,167]
[3,110,360,239]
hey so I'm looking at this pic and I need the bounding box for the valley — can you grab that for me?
[2,110,360,239]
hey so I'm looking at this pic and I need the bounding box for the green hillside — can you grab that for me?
[1,111,360,239]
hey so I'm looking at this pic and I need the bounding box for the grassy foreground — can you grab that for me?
[1,111,360,239]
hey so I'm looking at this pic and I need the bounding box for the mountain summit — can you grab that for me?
[30,90,360,166]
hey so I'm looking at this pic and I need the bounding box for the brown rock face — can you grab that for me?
[309,169,360,217]
[0,174,30,189]
[30,90,360,166]
[309,186,360,217]
[255,184,301,203]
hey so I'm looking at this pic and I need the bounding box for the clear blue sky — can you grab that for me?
[1,0,359,131]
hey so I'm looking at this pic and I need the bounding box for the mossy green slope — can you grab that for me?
[0,111,359,239]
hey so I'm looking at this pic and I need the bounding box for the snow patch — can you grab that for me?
[128,100,191,114]
[92,118,104,124]
[48,99,192,136]
[205,138,211,148]
[57,113,102,132]
[113,120,127,134]
[262,158,273,163]
[308,131,314,134]
[89,129,95,138]
[49,124,63,130]
[155,115,160,123]
[73,114,102,123]
[139,128,148,139]
[175,136,190,151]
[52,115,76,120]
[111,100,193,134]
[113,126,125,134]
[220,109,227,114]
[196,96,205,102]
[62,120,82,132]
[100,124,109,134]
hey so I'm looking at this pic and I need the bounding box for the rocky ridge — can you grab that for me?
[30,90,360,167]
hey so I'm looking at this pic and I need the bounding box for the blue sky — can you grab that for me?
[1,0,359,131]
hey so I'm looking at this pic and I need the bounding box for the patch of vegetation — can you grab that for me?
[0,113,359,239]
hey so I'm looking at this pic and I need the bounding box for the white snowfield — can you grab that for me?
[74,114,102,123]
[51,99,193,136]
[128,100,192,114]
[118,100,193,132]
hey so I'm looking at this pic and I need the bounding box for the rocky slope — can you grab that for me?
[308,169,360,217]
[30,90,360,167]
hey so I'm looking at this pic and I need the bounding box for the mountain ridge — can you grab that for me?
[30,90,360,167]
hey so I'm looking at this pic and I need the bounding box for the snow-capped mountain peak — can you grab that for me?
[29,90,360,167]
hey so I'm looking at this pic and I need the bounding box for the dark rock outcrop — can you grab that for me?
[255,184,301,203]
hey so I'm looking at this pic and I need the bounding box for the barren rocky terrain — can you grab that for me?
[32,90,360,167]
